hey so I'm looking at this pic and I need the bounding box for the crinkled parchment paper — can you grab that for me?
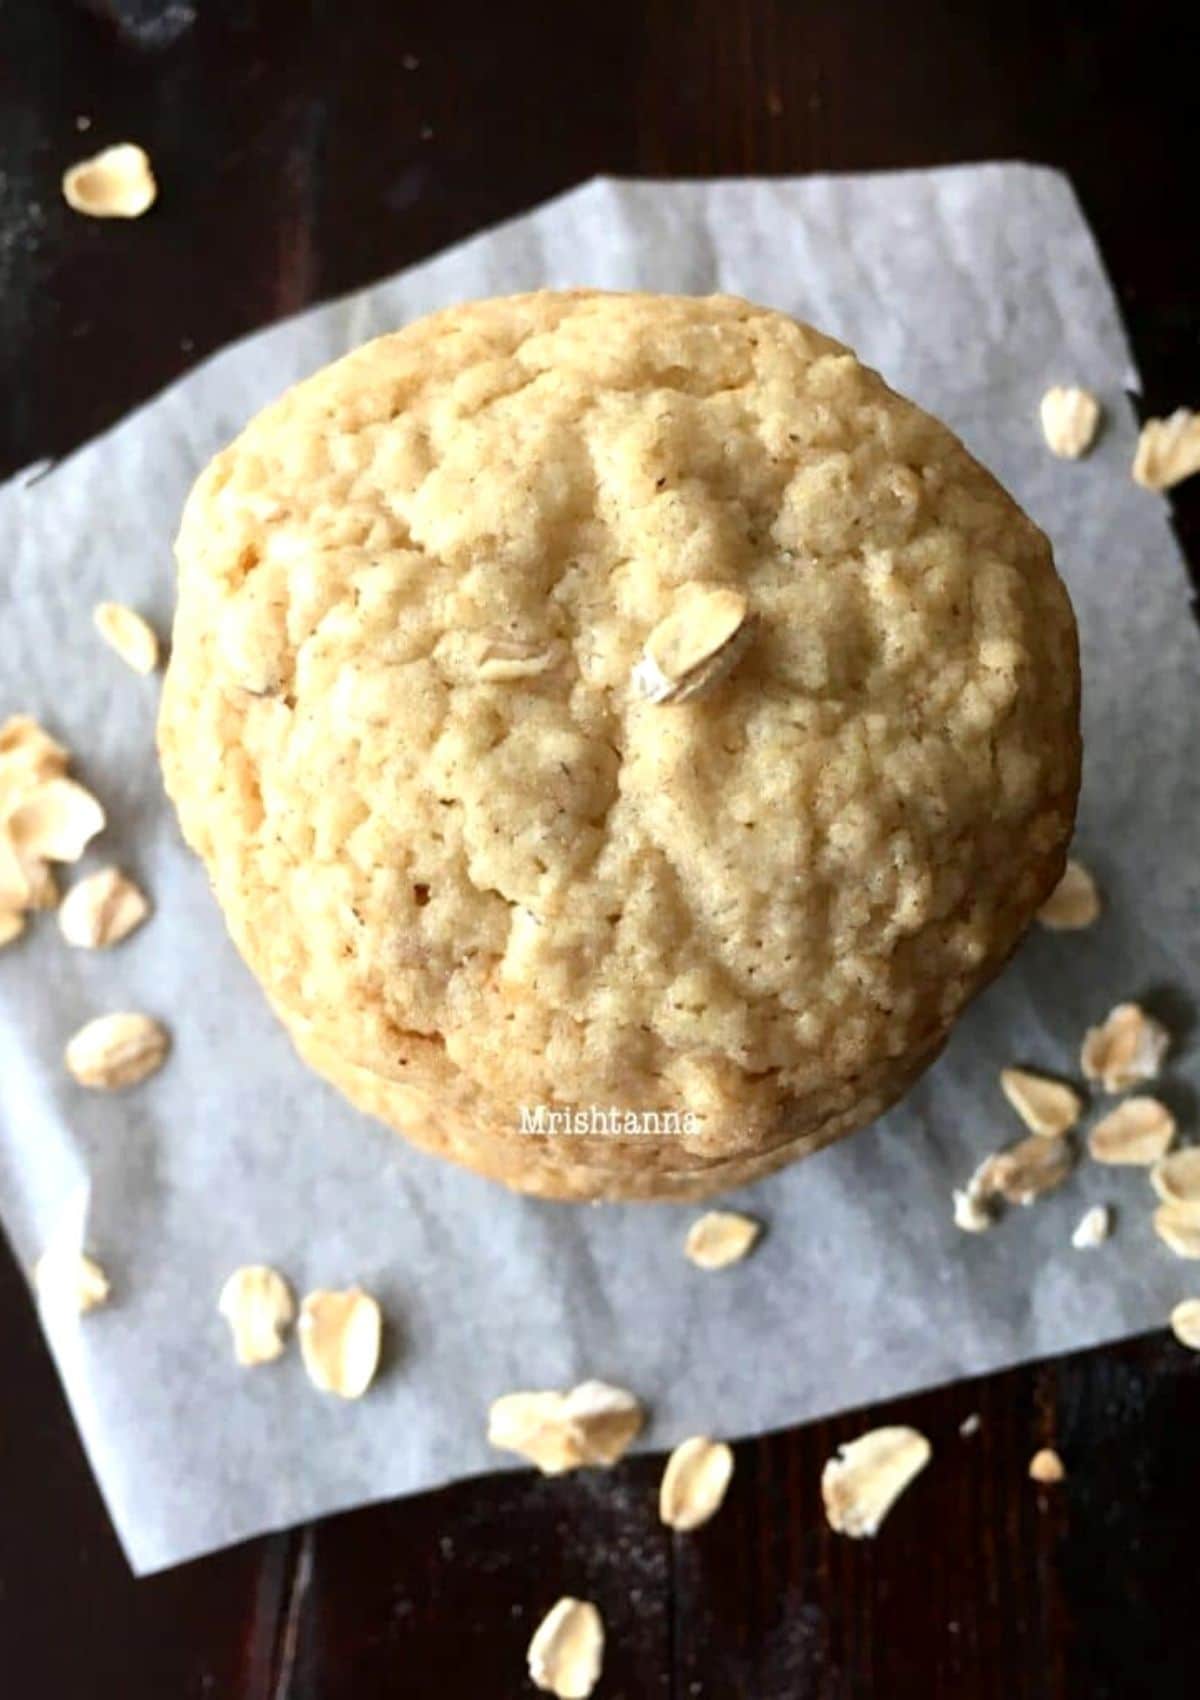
[1,166,1197,1573]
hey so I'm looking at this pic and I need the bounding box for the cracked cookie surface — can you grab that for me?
[159,290,1080,1200]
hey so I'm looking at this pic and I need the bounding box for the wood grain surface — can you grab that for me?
[1,2,1198,1695]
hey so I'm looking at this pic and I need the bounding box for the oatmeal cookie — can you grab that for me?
[159,291,1080,1200]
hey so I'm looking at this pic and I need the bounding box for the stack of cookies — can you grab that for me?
[159,291,1079,1200]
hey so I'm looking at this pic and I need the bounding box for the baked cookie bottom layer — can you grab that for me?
[284,1013,949,1202]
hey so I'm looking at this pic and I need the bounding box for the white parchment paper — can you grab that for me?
[2,167,1198,1575]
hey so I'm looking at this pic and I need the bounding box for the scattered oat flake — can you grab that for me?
[218,1265,296,1366]
[93,602,160,675]
[58,867,150,949]
[1152,1207,1200,1261]
[488,1379,644,1474]
[0,717,91,920]
[959,1413,982,1438]
[1000,1067,1082,1139]
[474,634,563,681]
[0,840,31,911]
[1029,1447,1065,1484]
[1039,386,1101,459]
[633,585,751,704]
[1132,408,1200,491]
[297,1288,382,1397]
[65,1011,169,1090]
[659,1436,735,1531]
[684,1210,761,1269]
[553,1379,645,1465]
[34,1246,110,1315]
[1037,859,1100,931]
[1080,1003,1169,1093]
[25,859,59,909]
[7,777,105,864]
[0,714,69,776]
[821,1425,931,1538]
[527,1597,604,1700]
[0,909,25,948]
[976,1134,1076,1206]
[1168,1298,1200,1351]
[62,142,157,218]
[1071,1204,1112,1249]
[1087,1097,1175,1166]
[952,1185,993,1233]
[0,839,58,912]
[1150,1148,1200,1222]
[488,1390,572,1470]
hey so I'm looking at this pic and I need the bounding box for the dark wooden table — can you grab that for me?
[2,3,1198,1695]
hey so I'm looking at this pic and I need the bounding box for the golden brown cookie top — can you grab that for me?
[160,291,1079,1157]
